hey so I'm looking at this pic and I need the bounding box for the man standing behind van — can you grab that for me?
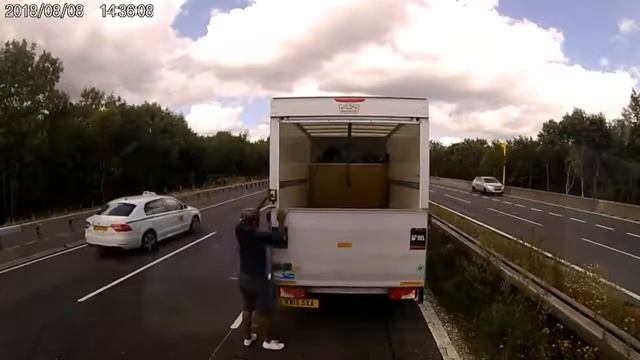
[235,197,287,351]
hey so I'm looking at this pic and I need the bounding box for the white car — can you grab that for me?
[85,192,201,251]
[472,176,504,195]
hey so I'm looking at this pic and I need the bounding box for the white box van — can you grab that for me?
[267,96,429,308]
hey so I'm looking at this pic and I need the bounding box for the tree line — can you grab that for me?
[0,40,268,224]
[430,90,640,204]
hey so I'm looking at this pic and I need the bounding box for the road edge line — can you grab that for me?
[0,190,265,275]
[418,300,462,360]
[0,242,87,275]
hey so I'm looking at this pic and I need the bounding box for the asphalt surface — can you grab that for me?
[430,184,640,294]
[1,190,442,360]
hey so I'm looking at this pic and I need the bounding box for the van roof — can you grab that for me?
[271,96,429,120]
[272,96,428,101]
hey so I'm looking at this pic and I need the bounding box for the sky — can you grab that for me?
[1,0,639,144]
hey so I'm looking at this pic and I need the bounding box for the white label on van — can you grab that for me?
[338,104,360,113]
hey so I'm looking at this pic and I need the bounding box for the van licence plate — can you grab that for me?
[93,225,108,232]
[279,298,319,308]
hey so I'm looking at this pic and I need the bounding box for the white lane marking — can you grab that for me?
[482,196,489,199]
[628,232,640,239]
[492,198,500,202]
[200,190,265,211]
[502,201,513,205]
[0,244,88,275]
[488,208,543,227]
[515,204,526,208]
[581,238,640,261]
[231,312,243,329]
[208,329,232,360]
[549,212,563,217]
[472,194,479,197]
[429,190,435,193]
[227,276,238,280]
[419,301,462,360]
[531,208,542,212]
[77,231,217,302]
[596,224,614,231]
[570,217,586,224]
[444,194,471,204]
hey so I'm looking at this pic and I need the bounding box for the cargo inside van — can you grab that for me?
[277,121,421,209]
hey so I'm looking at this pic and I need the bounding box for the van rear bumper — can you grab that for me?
[277,285,421,301]
[307,287,388,295]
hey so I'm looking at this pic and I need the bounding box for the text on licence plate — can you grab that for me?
[279,298,319,308]
[93,225,108,232]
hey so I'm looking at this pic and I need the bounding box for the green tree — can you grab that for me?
[0,40,65,222]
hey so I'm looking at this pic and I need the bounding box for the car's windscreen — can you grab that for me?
[483,177,500,183]
[98,202,136,216]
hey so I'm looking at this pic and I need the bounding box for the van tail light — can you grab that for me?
[389,288,417,301]
[111,224,133,232]
[279,286,306,299]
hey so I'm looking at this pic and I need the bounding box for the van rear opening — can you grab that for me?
[277,121,421,210]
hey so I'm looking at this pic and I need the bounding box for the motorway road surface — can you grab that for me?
[1,191,442,360]
[430,184,640,294]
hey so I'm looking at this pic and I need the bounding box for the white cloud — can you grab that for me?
[600,58,610,67]
[438,137,462,146]
[618,18,639,34]
[184,103,270,141]
[185,103,244,135]
[1,0,637,142]
[249,121,270,141]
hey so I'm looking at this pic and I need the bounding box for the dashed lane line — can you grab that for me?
[77,231,217,302]
[502,201,513,205]
[570,217,586,224]
[628,232,640,239]
[488,208,543,227]
[549,212,563,217]
[515,204,526,208]
[596,224,614,231]
[531,208,542,212]
[444,194,471,204]
[581,238,640,261]
[230,313,243,329]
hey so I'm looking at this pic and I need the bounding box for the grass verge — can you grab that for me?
[427,224,601,359]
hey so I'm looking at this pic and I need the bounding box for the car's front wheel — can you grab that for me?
[188,216,200,234]
[140,230,158,252]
